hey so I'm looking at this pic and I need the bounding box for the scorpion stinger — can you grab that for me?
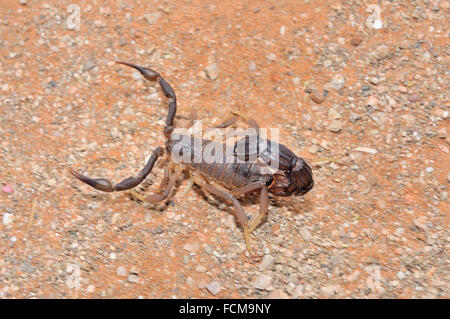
[116,61,177,138]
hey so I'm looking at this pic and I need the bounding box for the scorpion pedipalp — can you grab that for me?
[69,147,164,192]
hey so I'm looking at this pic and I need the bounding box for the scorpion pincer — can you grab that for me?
[69,62,314,259]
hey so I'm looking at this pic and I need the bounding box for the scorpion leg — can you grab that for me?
[212,112,260,131]
[156,161,174,193]
[230,111,260,132]
[229,182,269,234]
[191,176,259,259]
[129,161,172,201]
[229,181,265,197]
[212,115,239,129]
[69,147,164,192]
[144,164,182,203]
[211,112,261,162]
[249,185,269,233]
[182,172,195,196]
[184,109,198,130]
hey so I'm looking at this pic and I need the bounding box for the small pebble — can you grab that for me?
[204,63,218,81]
[143,12,161,24]
[87,285,96,293]
[195,265,207,273]
[437,128,447,139]
[323,59,332,68]
[397,271,406,280]
[128,274,139,283]
[367,96,378,106]
[328,108,341,120]
[320,285,337,297]
[310,92,325,104]
[206,281,221,296]
[298,227,312,241]
[266,53,276,62]
[329,74,345,90]
[350,34,363,46]
[3,213,13,225]
[328,121,342,133]
[355,147,378,154]
[259,255,275,271]
[116,266,127,277]
[252,274,273,290]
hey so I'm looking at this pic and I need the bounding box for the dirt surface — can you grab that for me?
[0,0,449,298]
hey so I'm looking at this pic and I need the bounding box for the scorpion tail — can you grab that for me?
[116,61,177,138]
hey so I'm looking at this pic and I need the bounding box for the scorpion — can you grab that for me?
[70,61,314,258]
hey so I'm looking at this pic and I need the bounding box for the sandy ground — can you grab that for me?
[0,0,449,298]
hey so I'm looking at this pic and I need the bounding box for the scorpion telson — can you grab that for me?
[70,61,314,259]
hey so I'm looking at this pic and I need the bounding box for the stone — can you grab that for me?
[252,274,273,290]
[328,108,341,120]
[298,227,312,241]
[329,75,345,90]
[143,12,161,24]
[204,63,218,81]
[3,213,13,225]
[266,53,276,61]
[350,34,363,46]
[116,266,127,277]
[328,121,342,133]
[206,281,221,295]
[195,265,207,273]
[355,147,378,154]
[259,255,275,271]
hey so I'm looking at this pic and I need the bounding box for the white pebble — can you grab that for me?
[116,266,127,277]
[206,281,221,295]
[3,213,13,225]
[373,19,383,29]
[397,271,406,280]
[266,53,276,62]
[355,147,378,154]
[252,274,273,290]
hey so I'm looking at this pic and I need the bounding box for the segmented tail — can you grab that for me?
[116,61,177,138]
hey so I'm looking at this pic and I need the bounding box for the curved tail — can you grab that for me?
[116,61,177,138]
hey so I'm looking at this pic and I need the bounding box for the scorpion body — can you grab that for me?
[167,135,274,189]
[70,62,314,258]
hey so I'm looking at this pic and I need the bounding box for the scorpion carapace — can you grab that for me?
[70,61,314,259]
